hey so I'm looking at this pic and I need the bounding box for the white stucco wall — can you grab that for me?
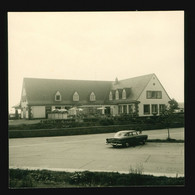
[21,100,28,119]
[32,106,46,118]
[110,105,118,116]
[138,75,171,116]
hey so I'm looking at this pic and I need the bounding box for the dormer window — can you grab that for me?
[55,91,61,101]
[109,91,113,101]
[122,89,126,99]
[115,90,119,100]
[90,92,96,101]
[73,91,79,101]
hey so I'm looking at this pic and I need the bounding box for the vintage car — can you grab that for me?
[106,130,148,147]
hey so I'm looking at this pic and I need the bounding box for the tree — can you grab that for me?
[159,101,177,140]
[168,98,179,110]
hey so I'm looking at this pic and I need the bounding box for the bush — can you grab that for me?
[99,118,114,126]
[9,169,35,188]
[9,169,185,188]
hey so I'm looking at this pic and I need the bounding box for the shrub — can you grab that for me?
[99,118,114,126]
[9,169,185,187]
[9,169,35,188]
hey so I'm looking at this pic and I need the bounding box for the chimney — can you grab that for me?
[114,77,119,85]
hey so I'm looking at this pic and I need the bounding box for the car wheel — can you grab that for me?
[142,140,145,145]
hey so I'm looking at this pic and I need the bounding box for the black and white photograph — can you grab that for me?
[8,11,184,188]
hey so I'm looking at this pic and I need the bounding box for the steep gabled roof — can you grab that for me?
[23,78,112,105]
[21,73,164,106]
[110,73,154,101]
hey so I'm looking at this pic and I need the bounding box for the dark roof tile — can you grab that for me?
[23,78,112,105]
[22,73,155,106]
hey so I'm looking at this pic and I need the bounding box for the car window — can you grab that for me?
[114,132,122,138]
[114,131,137,138]
[114,132,126,138]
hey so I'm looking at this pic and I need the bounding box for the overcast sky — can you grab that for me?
[8,11,184,112]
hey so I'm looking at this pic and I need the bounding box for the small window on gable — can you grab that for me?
[109,91,112,101]
[73,91,79,101]
[55,91,61,101]
[115,90,119,100]
[122,89,126,99]
[147,91,162,99]
[90,92,96,101]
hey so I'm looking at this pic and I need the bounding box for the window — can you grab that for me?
[128,105,133,114]
[152,104,158,114]
[55,91,61,101]
[115,90,119,100]
[123,105,127,114]
[118,105,122,114]
[156,91,162,99]
[56,95,60,101]
[144,105,150,115]
[90,92,96,101]
[146,91,162,99]
[73,91,79,101]
[122,89,126,99]
[159,104,166,113]
[109,91,113,100]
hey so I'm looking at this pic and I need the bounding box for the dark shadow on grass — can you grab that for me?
[147,139,184,143]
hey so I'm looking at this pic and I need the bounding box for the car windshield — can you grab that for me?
[114,132,132,138]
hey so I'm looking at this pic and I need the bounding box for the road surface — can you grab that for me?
[9,128,184,177]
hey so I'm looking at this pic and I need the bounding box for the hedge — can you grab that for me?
[9,122,184,138]
[9,116,184,131]
[9,125,134,138]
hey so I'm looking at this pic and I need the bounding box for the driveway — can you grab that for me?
[9,128,184,177]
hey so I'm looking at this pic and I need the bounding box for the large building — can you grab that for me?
[19,73,171,119]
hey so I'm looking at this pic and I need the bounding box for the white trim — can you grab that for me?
[109,91,112,100]
[55,91,61,101]
[73,91,79,101]
[115,90,119,100]
[90,92,96,101]
[122,89,126,99]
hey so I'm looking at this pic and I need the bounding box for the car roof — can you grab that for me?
[116,130,137,134]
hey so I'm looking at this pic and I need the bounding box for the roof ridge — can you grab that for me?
[119,73,154,82]
[23,77,112,82]
[23,73,155,82]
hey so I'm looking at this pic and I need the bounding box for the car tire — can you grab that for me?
[142,140,145,145]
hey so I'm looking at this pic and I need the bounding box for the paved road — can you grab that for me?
[9,128,184,177]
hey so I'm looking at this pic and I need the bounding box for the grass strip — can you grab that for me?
[147,139,184,143]
[9,168,184,188]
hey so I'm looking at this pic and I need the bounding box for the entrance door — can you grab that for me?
[105,107,111,115]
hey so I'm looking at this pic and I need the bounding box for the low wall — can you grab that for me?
[48,113,67,119]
